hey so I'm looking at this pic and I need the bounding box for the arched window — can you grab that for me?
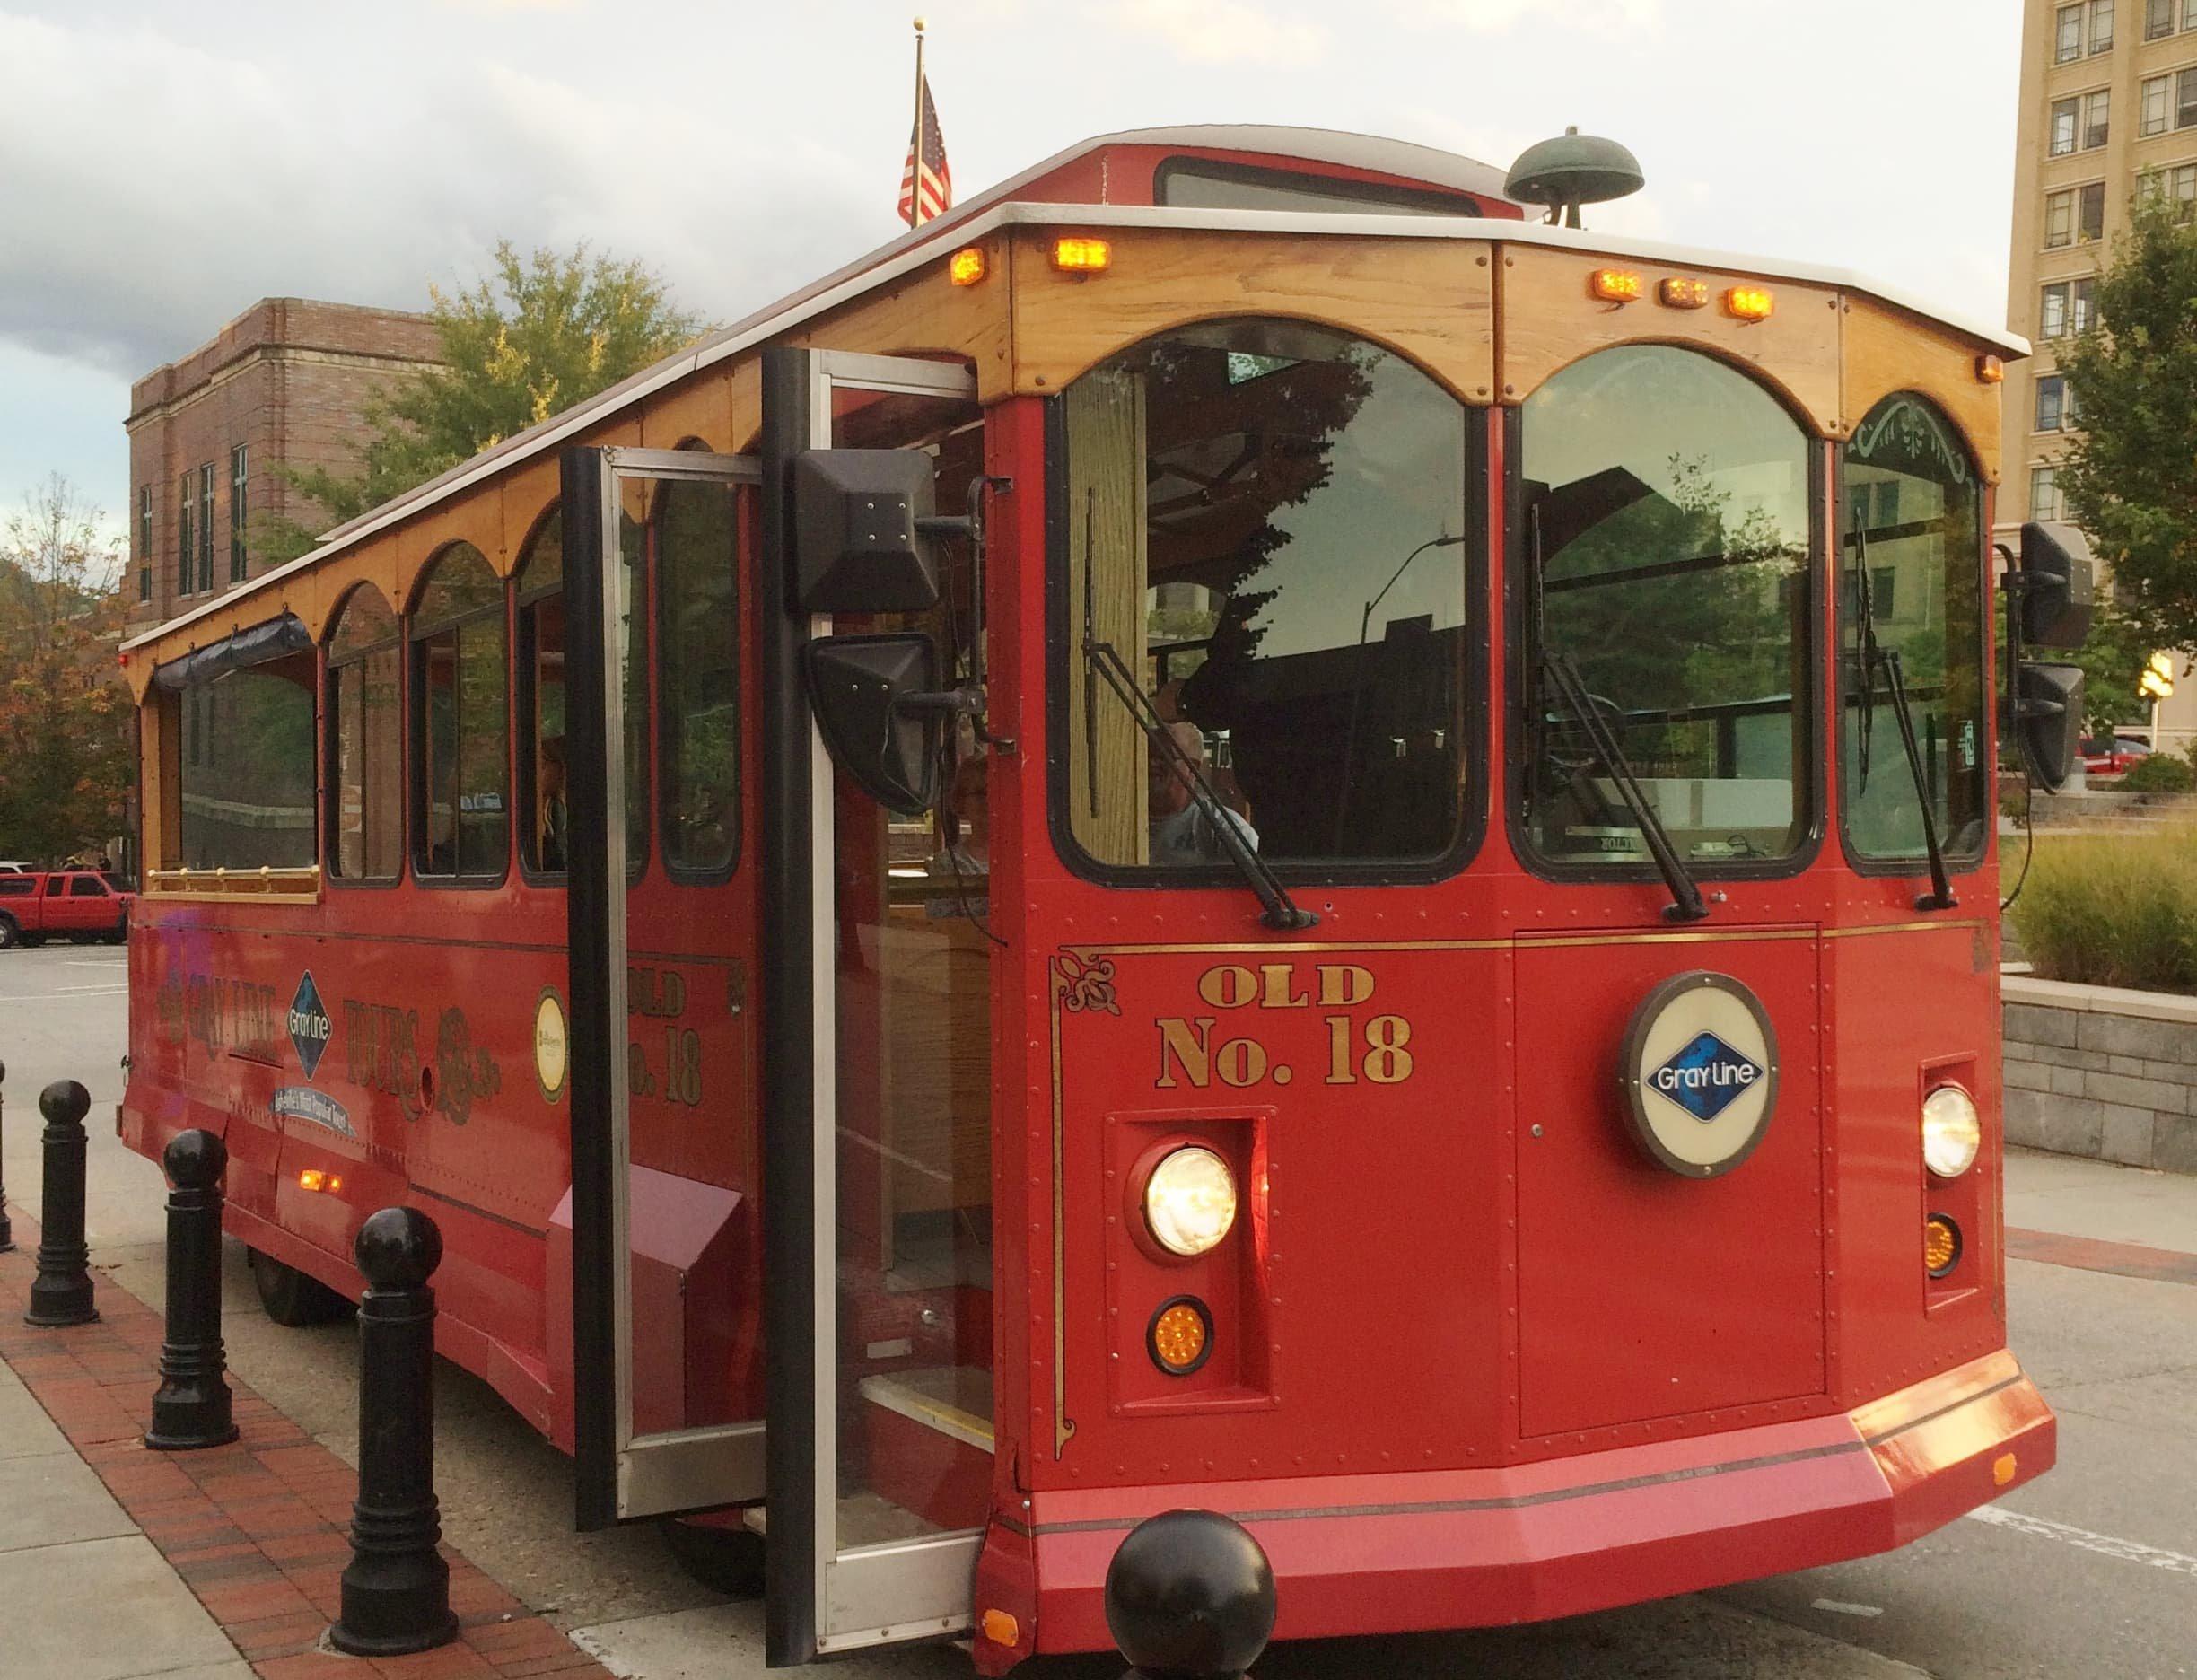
[1841,395,1989,865]
[326,583,401,880]
[1519,345,1815,869]
[409,543,508,881]
[1057,318,1476,871]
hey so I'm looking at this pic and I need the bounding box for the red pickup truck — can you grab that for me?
[0,871,133,949]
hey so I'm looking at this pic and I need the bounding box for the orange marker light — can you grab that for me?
[1659,276,1711,310]
[1150,1299,1211,1374]
[1993,1452,2019,1487]
[1724,285,1776,322]
[949,246,987,286]
[298,1169,327,1193]
[1924,1214,1962,1277]
[1976,354,2006,384]
[1051,236,1112,274]
[1589,268,1642,302]
[327,1176,343,1194]
[980,1609,1020,1647]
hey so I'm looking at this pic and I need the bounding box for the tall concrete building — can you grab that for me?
[2004,0,2197,747]
[124,299,441,633]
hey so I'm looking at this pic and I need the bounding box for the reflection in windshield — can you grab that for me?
[1063,319,1471,869]
[1522,346,1813,867]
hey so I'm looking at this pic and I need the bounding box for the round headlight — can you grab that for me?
[1143,1146,1238,1257]
[1922,1085,1982,1178]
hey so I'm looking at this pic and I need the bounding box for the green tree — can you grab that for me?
[0,476,132,864]
[2057,197,2197,651]
[256,241,710,562]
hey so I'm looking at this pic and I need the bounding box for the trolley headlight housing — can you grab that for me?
[1921,1084,1982,1178]
[1142,1145,1238,1258]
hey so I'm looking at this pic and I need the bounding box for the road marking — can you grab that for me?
[2007,1227,2197,1287]
[0,987,128,1003]
[1811,1599,1885,1617]
[1968,1506,2197,1574]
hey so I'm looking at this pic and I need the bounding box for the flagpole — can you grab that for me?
[911,17,928,226]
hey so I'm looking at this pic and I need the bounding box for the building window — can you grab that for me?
[2186,0,2197,27]
[197,463,214,594]
[2151,0,2175,37]
[2143,74,2171,135]
[2046,188,2077,246]
[2059,1,2085,58]
[2052,96,2080,156]
[2032,464,2063,521]
[2092,0,2116,52]
[2040,281,2070,338]
[2141,160,2197,211]
[2073,274,2098,331]
[409,543,509,882]
[2180,66,2197,126]
[136,486,152,603]
[2036,373,2074,432]
[229,444,248,583]
[325,583,402,882]
[2085,88,2113,148]
[178,473,194,596]
[2080,179,2108,240]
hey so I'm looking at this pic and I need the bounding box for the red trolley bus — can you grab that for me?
[120,124,2090,1669]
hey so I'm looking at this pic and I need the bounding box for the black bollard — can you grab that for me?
[1105,1509,1276,1680]
[329,1206,458,1657]
[25,1081,97,1326]
[0,1059,13,1256]
[144,1130,239,1450]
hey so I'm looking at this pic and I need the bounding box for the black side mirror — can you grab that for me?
[2014,661,2086,793]
[2019,521,2095,650]
[803,632,978,815]
[793,450,941,614]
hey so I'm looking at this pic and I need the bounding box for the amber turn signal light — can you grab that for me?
[1924,1213,1962,1278]
[1590,268,1642,302]
[1051,236,1112,274]
[1977,354,2005,384]
[1150,1298,1212,1375]
[1659,276,1711,310]
[949,246,987,286]
[1724,285,1776,322]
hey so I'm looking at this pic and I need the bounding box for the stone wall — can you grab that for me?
[2003,976,2197,1174]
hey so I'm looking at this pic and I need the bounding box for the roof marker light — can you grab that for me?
[1051,236,1112,274]
[1589,268,1643,302]
[1724,285,1776,322]
[1977,354,2005,384]
[949,246,987,286]
[1659,277,1711,310]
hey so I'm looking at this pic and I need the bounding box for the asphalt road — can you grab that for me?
[2,941,2193,1678]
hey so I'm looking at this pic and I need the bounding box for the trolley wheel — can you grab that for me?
[658,1517,766,1598]
[18,932,44,949]
[0,915,16,949]
[248,1248,352,1326]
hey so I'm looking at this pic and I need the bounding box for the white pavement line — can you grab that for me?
[567,1625,647,1677]
[0,988,129,1003]
[1811,1599,1886,1617]
[1968,1506,2197,1575]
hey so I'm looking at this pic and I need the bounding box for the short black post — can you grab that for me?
[1105,1510,1276,1680]
[25,1080,97,1326]
[0,1059,14,1255]
[144,1130,239,1450]
[330,1207,457,1657]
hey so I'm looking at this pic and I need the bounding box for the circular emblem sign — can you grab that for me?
[534,987,570,1104]
[1618,971,1779,1179]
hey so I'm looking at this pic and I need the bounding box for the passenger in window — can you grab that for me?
[1150,722,1259,864]
[538,738,569,872]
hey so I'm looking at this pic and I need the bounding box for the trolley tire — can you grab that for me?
[19,932,44,949]
[249,1248,352,1326]
[0,915,16,950]
[658,1518,766,1598]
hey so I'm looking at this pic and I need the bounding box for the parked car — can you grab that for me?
[0,870,133,949]
[2080,734,2154,777]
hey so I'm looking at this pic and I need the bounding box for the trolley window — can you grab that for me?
[1519,345,1814,871]
[409,543,509,882]
[1840,396,1990,866]
[1156,157,1486,218]
[1056,318,1475,875]
[655,474,741,878]
[515,507,647,879]
[326,583,402,881]
[176,659,316,871]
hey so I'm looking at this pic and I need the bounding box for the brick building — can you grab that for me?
[124,299,442,631]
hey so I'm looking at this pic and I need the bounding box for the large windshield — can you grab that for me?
[1840,396,1989,864]
[1519,346,1814,869]
[1056,319,1475,873]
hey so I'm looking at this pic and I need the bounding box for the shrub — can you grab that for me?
[2009,826,2197,994]
[2120,753,2196,793]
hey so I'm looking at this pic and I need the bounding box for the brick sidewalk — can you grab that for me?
[0,1217,615,1680]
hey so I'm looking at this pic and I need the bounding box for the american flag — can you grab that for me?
[898,72,951,227]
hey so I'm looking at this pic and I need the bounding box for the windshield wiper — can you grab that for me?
[1851,514,1956,912]
[1540,646,1709,923]
[1081,636,1317,932]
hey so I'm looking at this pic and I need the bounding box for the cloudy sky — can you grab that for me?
[0,0,2021,541]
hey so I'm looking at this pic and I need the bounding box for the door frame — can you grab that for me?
[564,443,765,1530]
[758,347,986,1664]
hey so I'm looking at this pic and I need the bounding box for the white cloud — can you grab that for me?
[1104,0,1330,66]
[1385,0,1660,31]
